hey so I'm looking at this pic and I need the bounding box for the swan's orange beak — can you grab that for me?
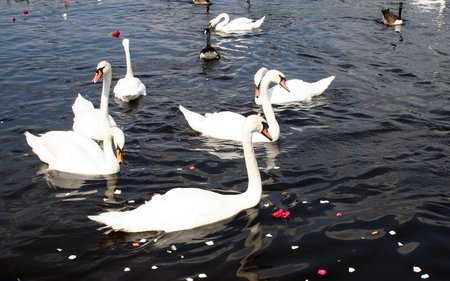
[116,148,123,164]
[92,70,103,84]
[262,128,272,141]
[280,78,290,93]
[255,86,260,98]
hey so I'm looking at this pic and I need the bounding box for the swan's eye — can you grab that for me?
[279,75,286,83]
[96,66,105,74]
[262,122,269,131]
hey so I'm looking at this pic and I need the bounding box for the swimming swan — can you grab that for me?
[253,67,335,105]
[88,115,272,233]
[382,2,404,26]
[208,13,265,33]
[113,38,147,102]
[72,61,117,141]
[179,69,289,142]
[24,126,124,175]
[199,28,220,60]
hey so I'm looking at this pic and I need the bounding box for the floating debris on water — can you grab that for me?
[291,245,299,250]
[349,267,355,273]
[198,273,207,278]
[389,230,396,235]
[413,266,422,273]
[265,233,272,238]
[205,241,214,246]
[317,269,327,276]
[124,267,130,272]
[421,274,430,279]
[68,255,76,260]
[151,265,158,270]
[320,200,329,204]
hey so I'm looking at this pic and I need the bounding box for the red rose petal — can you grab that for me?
[23,10,28,15]
[317,269,327,276]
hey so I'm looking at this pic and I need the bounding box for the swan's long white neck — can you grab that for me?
[236,125,262,209]
[123,40,134,78]
[259,75,280,140]
[217,13,230,29]
[100,70,112,128]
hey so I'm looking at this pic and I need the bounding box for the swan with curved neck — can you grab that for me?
[113,38,147,102]
[179,69,289,142]
[199,28,220,60]
[72,61,117,141]
[24,126,125,175]
[254,67,335,105]
[208,13,265,33]
[88,115,272,233]
[382,2,404,26]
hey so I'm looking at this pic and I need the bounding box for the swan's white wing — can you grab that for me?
[25,131,107,174]
[72,93,94,116]
[73,109,116,140]
[113,77,146,102]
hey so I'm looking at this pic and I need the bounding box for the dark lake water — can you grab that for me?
[1,0,449,280]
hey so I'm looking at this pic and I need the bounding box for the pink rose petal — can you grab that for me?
[317,269,327,276]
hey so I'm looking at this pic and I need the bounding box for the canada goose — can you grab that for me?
[199,28,220,60]
[382,2,404,26]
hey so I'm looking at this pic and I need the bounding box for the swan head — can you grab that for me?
[209,13,228,28]
[245,115,272,141]
[110,126,125,164]
[122,38,130,49]
[254,67,268,98]
[255,69,290,99]
[92,61,112,83]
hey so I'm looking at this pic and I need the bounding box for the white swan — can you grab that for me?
[382,2,404,26]
[72,61,117,141]
[179,69,289,142]
[253,67,335,105]
[24,126,125,176]
[113,38,147,102]
[199,28,220,60]
[88,115,272,233]
[208,13,265,33]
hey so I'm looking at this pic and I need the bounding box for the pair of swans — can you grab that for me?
[179,69,289,142]
[25,61,125,176]
[209,13,265,33]
[253,67,335,105]
[382,2,404,26]
[89,114,272,233]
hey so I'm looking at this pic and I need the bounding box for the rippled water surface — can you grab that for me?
[1,0,449,280]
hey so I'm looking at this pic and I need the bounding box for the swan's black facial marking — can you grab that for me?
[261,121,273,141]
[96,66,105,75]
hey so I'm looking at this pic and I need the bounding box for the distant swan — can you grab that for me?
[24,126,124,175]
[72,61,117,141]
[179,69,289,142]
[113,38,147,102]
[88,115,272,233]
[382,2,404,26]
[253,67,335,105]
[208,13,265,33]
[199,28,220,60]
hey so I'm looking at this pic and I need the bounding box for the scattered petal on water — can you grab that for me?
[128,200,135,203]
[336,212,342,217]
[68,255,76,260]
[186,278,194,281]
[371,230,379,235]
[302,200,308,204]
[421,274,430,279]
[273,166,280,169]
[177,168,183,171]
[114,189,121,195]
[320,200,329,204]
[198,273,207,278]
[12,17,16,22]
[205,241,214,246]
[272,208,290,219]
[291,245,299,250]
[139,239,147,243]
[151,265,158,270]
[124,267,130,272]
[132,242,140,247]
[317,269,327,276]
[171,245,177,251]
[413,266,422,273]
[398,242,404,247]
[263,203,270,207]
[63,13,67,20]
[389,230,396,235]
[189,166,196,170]
[57,248,62,252]
[361,236,366,240]
[265,233,272,238]
[23,10,29,15]
[349,267,355,273]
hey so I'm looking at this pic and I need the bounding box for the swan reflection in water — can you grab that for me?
[37,164,122,204]
[96,208,270,281]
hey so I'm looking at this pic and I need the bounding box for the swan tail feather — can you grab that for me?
[88,212,135,232]
[24,131,51,164]
[72,93,94,116]
[312,75,335,96]
[254,16,265,28]
[179,104,205,133]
